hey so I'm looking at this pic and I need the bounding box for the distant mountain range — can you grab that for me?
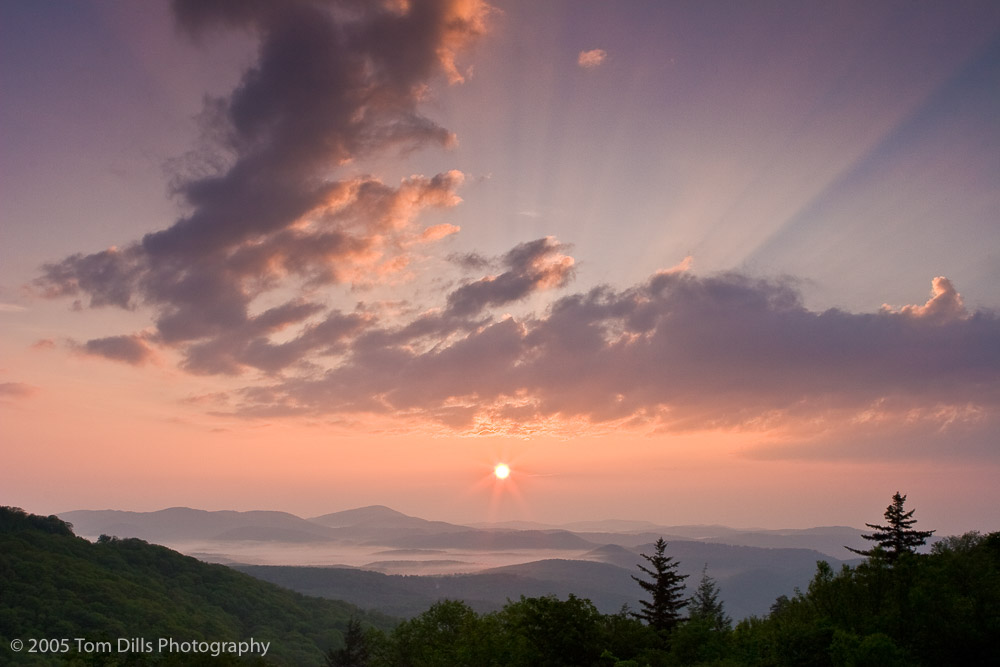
[61,505,866,557]
[59,505,867,621]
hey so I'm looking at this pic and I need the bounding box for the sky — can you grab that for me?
[2,0,999,534]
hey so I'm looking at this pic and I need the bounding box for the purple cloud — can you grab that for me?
[445,237,575,316]
[81,335,157,366]
[227,270,999,458]
[34,0,489,376]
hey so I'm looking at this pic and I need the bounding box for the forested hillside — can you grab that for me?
[0,507,394,666]
[352,530,1000,666]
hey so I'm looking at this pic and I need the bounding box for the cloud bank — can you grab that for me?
[223,270,999,458]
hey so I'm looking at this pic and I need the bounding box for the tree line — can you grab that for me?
[328,493,1000,667]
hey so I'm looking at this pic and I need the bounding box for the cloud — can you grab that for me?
[448,251,492,271]
[445,237,575,316]
[80,335,158,366]
[420,223,461,242]
[577,48,607,69]
[0,303,26,313]
[35,0,490,377]
[28,1,1000,464]
[882,276,967,322]
[0,382,38,399]
[745,401,1000,463]
[227,271,999,460]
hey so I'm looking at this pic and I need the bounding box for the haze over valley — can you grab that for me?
[60,504,867,619]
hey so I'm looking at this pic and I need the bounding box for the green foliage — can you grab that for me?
[0,506,75,537]
[375,599,500,667]
[499,594,607,666]
[362,595,660,667]
[689,566,731,633]
[0,507,395,666]
[325,618,369,667]
[730,531,1000,666]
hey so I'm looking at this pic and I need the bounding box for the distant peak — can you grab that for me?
[308,505,411,525]
[155,507,203,513]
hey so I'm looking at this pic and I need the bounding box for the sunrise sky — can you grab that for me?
[2,0,999,534]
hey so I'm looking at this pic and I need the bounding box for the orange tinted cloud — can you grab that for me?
[882,276,966,321]
[420,223,461,242]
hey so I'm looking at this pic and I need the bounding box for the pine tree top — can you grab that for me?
[631,538,688,633]
[845,492,935,563]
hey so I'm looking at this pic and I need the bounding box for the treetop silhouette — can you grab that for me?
[631,537,688,634]
[846,491,935,562]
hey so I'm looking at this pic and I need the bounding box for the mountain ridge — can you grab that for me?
[58,505,869,558]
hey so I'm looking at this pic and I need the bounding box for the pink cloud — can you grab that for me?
[578,48,607,69]
[420,223,461,242]
[882,276,967,321]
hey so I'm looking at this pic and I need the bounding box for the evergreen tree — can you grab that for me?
[631,538,688,634]
[846,491,935,563]
[688,564,731,631]
[326,617,369,667]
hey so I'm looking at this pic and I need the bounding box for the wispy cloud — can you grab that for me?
[577,48,607,69]
[0,382,37,399]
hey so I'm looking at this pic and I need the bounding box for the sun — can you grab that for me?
[493,463,511,480]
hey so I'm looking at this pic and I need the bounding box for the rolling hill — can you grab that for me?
[1,507,395,666]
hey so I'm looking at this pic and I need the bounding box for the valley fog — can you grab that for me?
[79,537,594,575]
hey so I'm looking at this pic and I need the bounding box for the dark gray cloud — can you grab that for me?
[448,251,492,271]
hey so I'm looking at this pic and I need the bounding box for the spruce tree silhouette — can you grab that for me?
[631,537,688,634]
[846,491,935,562]
[688,564,731,631]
